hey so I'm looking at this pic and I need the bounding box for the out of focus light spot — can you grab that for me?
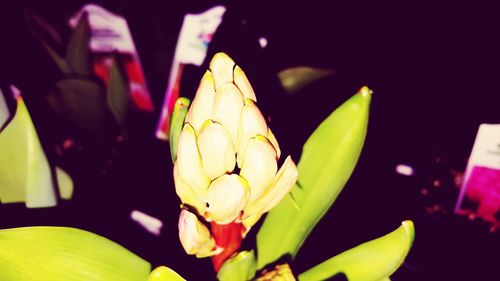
[420,188,429,196]
[258,37,268,48]
[131,210,163,236]
[396,164,414,176]
[433,180,441,188]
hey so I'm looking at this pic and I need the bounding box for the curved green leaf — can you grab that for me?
[257,87,371,268]
[147,266,186,281]
[66,14,91,76]
[0,227,150,281]
[169,97,190,162]
[107,59,130,129]
[217,251,257,281]
[0,96,56,208]
[278,66,336,95]
[298,221,415,281]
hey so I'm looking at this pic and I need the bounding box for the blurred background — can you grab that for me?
[1,1,499,280]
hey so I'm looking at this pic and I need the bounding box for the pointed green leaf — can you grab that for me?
[43,41,72,74]
[55,166,74,200]
[66,14,91,76]
[217,251,257,281]
[107,59,130,129]
[0,88,9,129]
[147,266,186,281]
[257,87,371,268]
[47,78,112,135]
[0,226,150,281]
[298,221,415,281]
[278,66,336,95]
[169,97,191,162]
[0,96,56,208]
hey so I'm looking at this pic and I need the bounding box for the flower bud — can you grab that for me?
[175,123,210,205]
[240,135,277,203]
[209,52,235,90]
[185,71,215,133]
[197,120,236,179]
[212,83,244,145]
[234,65,257,101]
[178,210,220,258]
[236,99,268,168]
[205,174,249,224]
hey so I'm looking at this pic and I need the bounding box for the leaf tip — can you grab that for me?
[401,220,415,243]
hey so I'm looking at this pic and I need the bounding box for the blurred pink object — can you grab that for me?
[456,124,500,230]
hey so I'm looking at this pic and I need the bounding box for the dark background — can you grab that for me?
[1,1,499,280]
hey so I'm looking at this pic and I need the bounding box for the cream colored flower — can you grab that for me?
[174,52,298,256]
[178,210,221,258]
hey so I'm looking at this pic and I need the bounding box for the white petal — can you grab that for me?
[176,123,210,197]
[209,52,235,91]
[178,210,219,258]
[236,99,268,168]
[173,164,206,214]
[205,174,249,224]
[240,135,277,203]
[198,120,236,179]
[267,128,281,160]
[212,83,244,145]
[185,71,215,133]
[244,156,297,217]
[234,65,257,101]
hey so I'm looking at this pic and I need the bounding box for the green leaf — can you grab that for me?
[0,226,150,281]
[217,251,257,281]
[42,41,72,74]
[107,58,131,130]
[66,14,91,76]
[278,66,336,95]
[147,266,186,281]
[256,87,371,268]
[0,96,56,208]
[0,88,9,129]
[169,97,190,162]
[298,221,415,281]
[47,78,112,135]
[55,166,74,200]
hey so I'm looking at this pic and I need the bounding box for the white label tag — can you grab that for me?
[69,4,135,53]
[175,5,226,66]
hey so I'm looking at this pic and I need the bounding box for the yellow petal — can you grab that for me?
[267,128,281,160]
[234,66,257,102]
[236,99,268,168]
[185,71,215,133]
[212,83,244,145]
[176,123,210,199]
[178,210,219,258]
[209,52,235,90]
[173,164,206,215]
[205,174,249,224]
[245,156,297,217]
[240,135,277,204]
[198,120,236,179]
